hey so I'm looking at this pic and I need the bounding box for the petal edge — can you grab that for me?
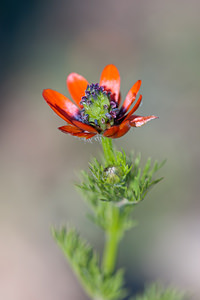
[43,89,79,124]
[129,115,158,127]
[67,73,89,108]
[100,64,120,103]
[120,80,142,114]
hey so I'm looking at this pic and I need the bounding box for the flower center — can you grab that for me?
[80,83,119,130]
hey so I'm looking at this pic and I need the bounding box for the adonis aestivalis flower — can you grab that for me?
[43,64,157,139]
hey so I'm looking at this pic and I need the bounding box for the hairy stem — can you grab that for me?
[102,208,120,275]
[101,137,121,275]
[101,137,115,165]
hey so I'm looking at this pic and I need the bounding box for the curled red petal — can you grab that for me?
[103,126,119,137]
[67,73,89,108]
[59,126,96,139]
[58,125,83,134]
[100,64,120,103]
[117,92,122,107]
[77,132,96,139]
[72,120,99,134]
[111,120,131,139]
[121,80,142,114]
[129,115,158,127]
[43,89,79,125]
[103,121,131,139]
[123,94,143,121]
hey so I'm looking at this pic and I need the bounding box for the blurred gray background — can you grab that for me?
[0,0,200,299]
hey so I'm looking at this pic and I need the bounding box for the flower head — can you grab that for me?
[43,64,157,139]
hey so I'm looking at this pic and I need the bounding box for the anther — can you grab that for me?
[90,83,95,89]
[86,100,92,106]
[110,101,117,108]
[110,110,117,118]
[105,113,112,120]
[83,114,89,122]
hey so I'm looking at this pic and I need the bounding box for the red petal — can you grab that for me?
[67,73,89,108]
[103,121,131,139]
[100,64,120,103]
[118,92,122,107]
[43,89,79,125]
[76,132,96,139]
[58,125,83,134]
[103,126,119,137]
[123,94,143,121]
[111,120,131,139]
[121,80,141,114]
[129,115,158,127]
[59,127,96,139]
[72,120,98,133]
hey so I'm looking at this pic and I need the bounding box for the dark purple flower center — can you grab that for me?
[80,83,119,130]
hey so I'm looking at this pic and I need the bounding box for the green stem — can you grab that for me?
[102,207,120,275]
[101,137,121,275]
[101,137,115,166]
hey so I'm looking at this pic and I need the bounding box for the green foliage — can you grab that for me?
[77,149,164,232]
[52,138,172,300]
[126,154,165,203]
[53,227,126,300]
[133,283,187,300]
[79,151,131,203]
[78,150,164,205]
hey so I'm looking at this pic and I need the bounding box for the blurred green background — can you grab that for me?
[0,0,200,299]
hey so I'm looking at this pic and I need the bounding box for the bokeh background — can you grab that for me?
[1,0,200,299]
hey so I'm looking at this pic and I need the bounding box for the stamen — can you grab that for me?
[83,114,89,122]
[105,113,112,120]
[80,109,85,116]
[110,101,117,108]
[86,100,92,106]
[80,100,86,106]
[110,111,116,118]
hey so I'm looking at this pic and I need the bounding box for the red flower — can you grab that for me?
[43,64,157,139]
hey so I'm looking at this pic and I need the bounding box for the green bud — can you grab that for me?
[103,166,122,184]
